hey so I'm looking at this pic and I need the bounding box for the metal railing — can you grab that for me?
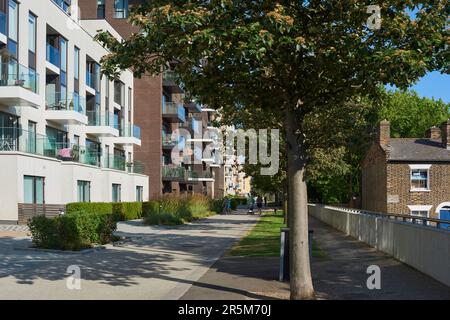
[321,205,450,230]
[0,62,39,94]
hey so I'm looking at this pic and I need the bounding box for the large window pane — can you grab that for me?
[23,176,34,204]
[8,0,17,42]
[35,177,44,204]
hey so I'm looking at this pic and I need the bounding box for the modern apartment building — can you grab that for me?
[0,0,148,224]
[79,0,224,199]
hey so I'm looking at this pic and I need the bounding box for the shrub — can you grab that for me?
[27,211,117,251]
[112,202,143,221]
[143,195,213,225]
[66,202,113,215]
[210,198,224,214]
[66,202,143,222]
[229,198,239,210]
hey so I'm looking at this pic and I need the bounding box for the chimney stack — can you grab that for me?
[441,120,450,150]
[377,120,390,150]
[426,126,441,140]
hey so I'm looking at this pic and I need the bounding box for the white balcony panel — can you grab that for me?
[85,126,119,137]
[45,110,88,125]
[45,61,60,75]
[0,86,41,107]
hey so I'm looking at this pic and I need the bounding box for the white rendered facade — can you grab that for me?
[0,0,148,223]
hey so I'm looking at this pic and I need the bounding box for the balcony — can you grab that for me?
[0,11,7,44]
[113,125,142,146]
[162,71,184,94]
[162,101,186,123]
[45,92,88,125]
[187,170,215,182]
[46,43,60,72]
[85,111,119,137]
[162,165,187,181]
[0,63,41,107]
[186,102,202,113]
[162,132,178,150]
[85,71,96,95]
[179,118,200,134]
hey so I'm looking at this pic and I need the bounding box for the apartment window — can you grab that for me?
[24,176,44,204]
[97,0,105,19]
[7,0,18,59]
[136,186,143,202]
[114,80,124,106]
[77,181,91,202]
[114,0,129,19]
[74,47,80,81]
[112,184,122,202]
[410,165,431,191]
[52,0,71,14]
[128,87,132,125]
[27,121,36,154]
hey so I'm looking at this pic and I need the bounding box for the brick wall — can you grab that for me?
[386,162,450,218]
[361,144,388,212]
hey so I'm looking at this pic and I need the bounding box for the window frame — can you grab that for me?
[24,175,45,204]
[409,164,431,192]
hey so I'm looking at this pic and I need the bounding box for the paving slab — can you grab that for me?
[0,214,259,300]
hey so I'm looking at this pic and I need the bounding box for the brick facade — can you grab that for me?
[362,120,450,219]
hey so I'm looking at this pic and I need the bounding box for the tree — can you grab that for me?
[378,89,450,138]
[97,1,449,299]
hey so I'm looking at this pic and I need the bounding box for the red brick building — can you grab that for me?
[362,120,450,221]
[78,0,223,199]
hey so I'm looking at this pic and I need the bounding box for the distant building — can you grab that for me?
[361,120,450,222]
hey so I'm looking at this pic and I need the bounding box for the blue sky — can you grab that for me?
[408,72,450,103]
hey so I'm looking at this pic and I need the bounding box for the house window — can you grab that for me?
[408,205,432,226]
[77,181,91,202]
[410,165,431,191]
[136,186,143,202]
[24,176,44,204]
[97,0,105,19]
[112,184,121,202]
[114,0,129,19]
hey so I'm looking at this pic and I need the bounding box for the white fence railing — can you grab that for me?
[309,204,450,287]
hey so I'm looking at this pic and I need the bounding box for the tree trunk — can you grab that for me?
[285,109,314,300]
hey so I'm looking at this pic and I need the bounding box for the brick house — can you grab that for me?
[361,120,450,221]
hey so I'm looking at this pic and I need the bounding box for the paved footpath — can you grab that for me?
[182,216,450,300]
[0,214,259,300]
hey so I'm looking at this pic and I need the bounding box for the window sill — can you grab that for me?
[410,189,431,193]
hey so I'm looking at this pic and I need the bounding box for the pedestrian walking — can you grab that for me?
[257,196,263,215]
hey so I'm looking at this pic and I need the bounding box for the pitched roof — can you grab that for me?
[389,138,450,162]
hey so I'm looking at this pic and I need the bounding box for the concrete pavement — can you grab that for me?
[182,216,450,300]
[0,214,259,300]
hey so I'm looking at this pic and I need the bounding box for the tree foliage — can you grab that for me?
[96,0,449,299]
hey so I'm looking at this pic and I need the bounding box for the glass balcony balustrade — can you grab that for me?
[86,111,115,127]
[162,101,186,122]
[0,11,6,36]
[46,43,60,67]
[0,62,39,93]
[46,92,86,114]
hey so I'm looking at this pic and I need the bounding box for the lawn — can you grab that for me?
[228,211,326,258]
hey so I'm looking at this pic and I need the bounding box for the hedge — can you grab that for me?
[27,211,117,251]
[66,202,143,221]
[143,195,214,225]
